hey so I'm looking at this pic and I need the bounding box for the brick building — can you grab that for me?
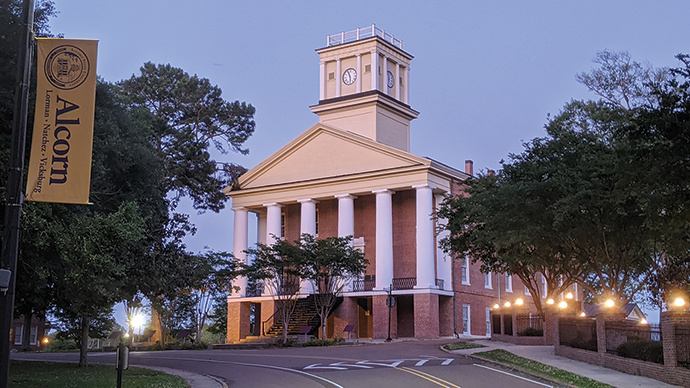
[225,26,546,342]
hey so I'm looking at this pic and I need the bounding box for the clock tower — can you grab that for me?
[310,25,419,152]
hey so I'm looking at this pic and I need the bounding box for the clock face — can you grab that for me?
[342,68,357,85]
[387,71,394,88]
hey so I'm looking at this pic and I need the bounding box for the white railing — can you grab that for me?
[327,24,403,49]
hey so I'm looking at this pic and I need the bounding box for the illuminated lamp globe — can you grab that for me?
[605,299,615,308]
[515,298,524,306]
[558,301,568,309]
[504,301,511,308]
[675,297,686,308]
[547,299,555,305]
[493,304,500,309]
[580,312,586,317]
[566,292,573,299]
[640,319,648,325]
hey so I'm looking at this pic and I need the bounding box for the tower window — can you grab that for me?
[365,64,371,73]
[328,72,335,80]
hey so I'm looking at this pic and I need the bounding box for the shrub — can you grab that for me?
[616,337,664,364]
[518,327,543,337]
[302,338,344,347]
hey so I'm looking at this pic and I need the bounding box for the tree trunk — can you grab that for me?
[320,314,327,340]
[21,314,31,351]
[79,317,89,367]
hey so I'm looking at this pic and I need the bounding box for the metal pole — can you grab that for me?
[0,1,34,386]
[386,284,393,342]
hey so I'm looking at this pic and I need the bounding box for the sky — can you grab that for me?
[47,0,689,325]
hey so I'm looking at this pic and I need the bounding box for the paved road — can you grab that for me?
[13,340,556,387]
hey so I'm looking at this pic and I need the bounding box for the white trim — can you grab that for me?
[462,304,471,335]
[461,256,470,285]
[505,273,513,293]
[484,272,492,289]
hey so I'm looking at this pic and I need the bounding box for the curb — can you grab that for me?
[439,345,575,388]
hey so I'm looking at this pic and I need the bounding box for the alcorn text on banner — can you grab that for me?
[26,39,98,204]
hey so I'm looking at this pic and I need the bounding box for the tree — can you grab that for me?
[298,234,366,340]
[188,251,235,342]
[243,237,302,343]
[206,293,229,343]
[118,62,256,212]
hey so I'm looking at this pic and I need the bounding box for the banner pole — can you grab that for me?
[0,0,35,386]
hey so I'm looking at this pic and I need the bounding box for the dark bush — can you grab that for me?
[518,327,543,337]
[616,337,664,364]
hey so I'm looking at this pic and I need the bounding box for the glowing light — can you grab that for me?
[493,304,500,309]
[504,301,511,308]
[640,319,648,325]
[42,337,49,344]
[558,301,568,309]
[131,313,145,330]
[580,312,586,317]
[124,333,130,338]
[547,299,555,305]
[515,298,524,306]
[675,297,686,307]
[605,299,615,308]
[566,292,573,299]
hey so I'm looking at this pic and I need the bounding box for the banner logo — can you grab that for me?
[44,45,90,90]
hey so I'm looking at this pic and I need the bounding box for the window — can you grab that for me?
[365,64,371,73]
[505,273,512,293]
[14,325,22,345]
[524,284,531,296]
[573,283,579,301]
[486,308,492,337]
[315,208,319,237]
[484,272,492,289]
[30,326,38,345]
[461,256,470,285]
[462,304,471,335]
[541,273,547,297]
[280,212,286,239]
[328,72,335,80]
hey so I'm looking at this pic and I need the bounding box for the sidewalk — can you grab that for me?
[448,339,678,388]
[143,366,226,388]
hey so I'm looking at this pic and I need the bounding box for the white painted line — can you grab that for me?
[415,359,429,366]
[473,364,552,387]
[441,359,453,365]
[330,362,373,369]
[304,363,347,371]
[357,359,405,368]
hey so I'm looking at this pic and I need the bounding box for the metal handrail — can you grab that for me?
[262,309,278,337]
[327,24,403,49]
[392,277,416,290]
[435,278,444,290]
[352,279,375,292]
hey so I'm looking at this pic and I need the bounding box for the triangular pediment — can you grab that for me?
[235,123,430,190]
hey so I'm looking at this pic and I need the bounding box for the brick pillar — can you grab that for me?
[439,296,454,337]
[414,293,440,339]
[660,311,683,367]
[227,301,251,343]
[373,294,397,339]
[260,299,276,336]
[332,297,358,340]
[543,308,557,346]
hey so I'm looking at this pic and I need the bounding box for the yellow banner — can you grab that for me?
[26,39,98,204]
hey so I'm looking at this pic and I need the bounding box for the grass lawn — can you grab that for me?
[9,360,187,388]
[473,349,612,388]
[443,341,487,351]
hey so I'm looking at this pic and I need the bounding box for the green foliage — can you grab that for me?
[119,62,255,212]
[518,327,543,337]
[8,361,187,388]
[474,349,612,388]
[271,337,297,348]
[443,341,487,350]
[616,337,664,364]
[302,337,344,347]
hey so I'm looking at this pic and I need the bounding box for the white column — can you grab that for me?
[336,194,357,292]
[319,61,325,100]
[232,207,249,297]
[382,56,388,93]
[435,193,453,291]
[414,185,436,289]
[373,189,394,290]
[335,58,341,97]
[355,54,362,94]
[370,50,378,91]
[263,202,283,296]
[405,66,410,104]
[395,63,400,100]
[298,198,318,294]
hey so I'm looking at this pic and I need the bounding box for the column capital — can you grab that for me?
[372,189,395,195]
[231,206,247,212]
[297,198,319,204]
[412,184,436,190]
[262,202,283,208]
[335,193,357,200]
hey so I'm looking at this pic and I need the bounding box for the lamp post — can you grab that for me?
[383,284,395,342]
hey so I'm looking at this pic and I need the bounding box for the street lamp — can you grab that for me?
[383,284,395,342]
[674,297,686,308]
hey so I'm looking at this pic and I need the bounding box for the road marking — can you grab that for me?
[304,363,347,371]
[441,359,453,365]
[473,364,553,387]
[357,359,405,368]
[397,366,460,388]
[415,359,429,366]
[330,362,373,369]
